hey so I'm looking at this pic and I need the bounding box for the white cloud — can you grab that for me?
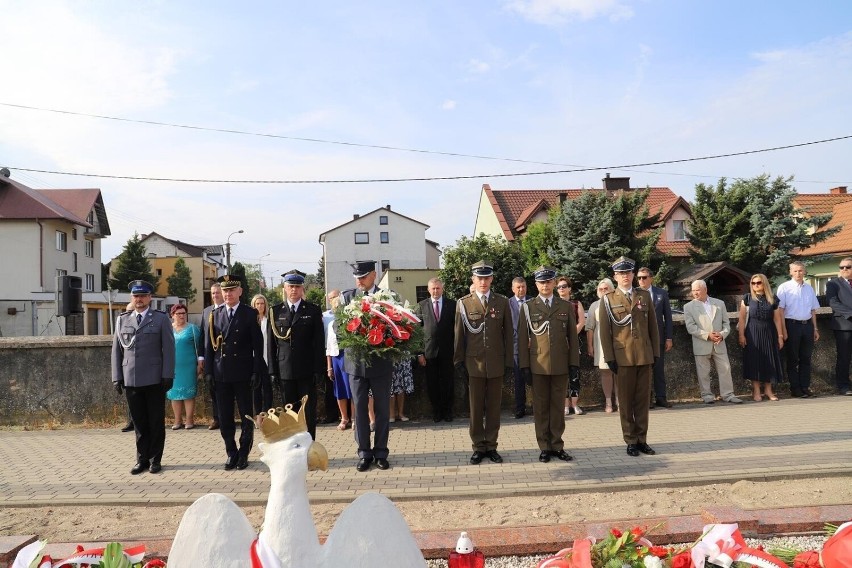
[441,100,457,110]
[504,0,634,24]
[466,58,492,74]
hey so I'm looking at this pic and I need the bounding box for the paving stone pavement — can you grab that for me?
[2,396,850,507]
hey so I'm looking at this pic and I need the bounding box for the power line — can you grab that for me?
[7,134,852,184]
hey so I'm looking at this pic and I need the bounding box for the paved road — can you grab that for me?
[2,396,850,506]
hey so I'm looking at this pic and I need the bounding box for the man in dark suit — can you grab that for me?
[200,282,223,430]
[111,280,175,475]
[204,275,264,470]
[508,276,532,418]
[270,270,326,439]
[826,257,852,396]
[454,260,514,465]
[599,256,660,457]
[637,267,673,408]
[341,260,394,472]
[416,277,456,422]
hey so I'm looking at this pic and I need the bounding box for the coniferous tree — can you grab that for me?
[520,220,556,274]
[109,233,159,291]
[167,257,197,303]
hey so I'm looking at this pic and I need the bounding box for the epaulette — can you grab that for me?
[153,309,167,314]
[459,292,475,300]
[119,310,131,316]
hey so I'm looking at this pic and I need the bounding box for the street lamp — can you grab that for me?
[225,229,244,272]
[259,253,270,288]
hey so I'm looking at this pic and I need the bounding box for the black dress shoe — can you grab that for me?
[538,451,551,463]
[469,451,485,465]
[121,423,134,432]
[514,410,525,419]
[433,415,442,423]
[356,457,373,472]
[224,456,238,470]
[486,450,503,463]
[149,462,162,474]
[236,457,249,470]
[656,399,673,408]
[130,462,147,475]
[444,415,453,422]
[626,444,640,457]
[802,389,814,398]
[375,458,390,470]
[637,442,656,455]
[551,449,573,462]
[208,420,220,430]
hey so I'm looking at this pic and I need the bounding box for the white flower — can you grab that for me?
[643,555,662,568]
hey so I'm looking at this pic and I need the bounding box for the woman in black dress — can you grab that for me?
[738,274,785,401]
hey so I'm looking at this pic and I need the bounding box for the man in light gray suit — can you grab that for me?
[683,279,742,405]
[826,257,852,395]
[112,280,176,475]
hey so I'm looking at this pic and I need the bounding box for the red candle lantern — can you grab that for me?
[448,532,485,568]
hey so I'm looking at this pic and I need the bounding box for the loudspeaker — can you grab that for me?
[58,275,83,316]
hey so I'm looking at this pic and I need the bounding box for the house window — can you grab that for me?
[354,232,369,244]
[156,268,163,277]
[85,240,94,258]
[379,215,388,225]
[85,273,95,291]
[381,260,390,272]
[86,211,94,233]
[71,228,78,240]
[672,220,687,241]
[73,252,78,272]
[415,285,429,303]
[56,231,67,251]
[380,232,389,244]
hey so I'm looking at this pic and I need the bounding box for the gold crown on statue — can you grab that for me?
[256,396,308,442]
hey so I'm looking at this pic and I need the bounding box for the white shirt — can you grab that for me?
[259,315,269,365]
[326,319,340,357]
[288,300,301,312]
[479,293,490,305]
[777,279,819,321]
[133,307,150,321]
[702,299,713,317]
[539,295,554,306]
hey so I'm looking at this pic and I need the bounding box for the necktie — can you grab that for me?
[545,298,550,308]
[433,300,440,320]
[228,308,235,320]
[290,304,297,319]
[481,295,488,309]
[625,290,632,302]
[136,313,142,325]
[848,279,852,288]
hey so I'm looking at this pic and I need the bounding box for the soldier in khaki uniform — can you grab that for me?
[454,260,514,465]
[518,267,579,463]
[599,256,660,457]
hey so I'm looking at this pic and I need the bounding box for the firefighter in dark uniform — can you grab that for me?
[111,280,175,475]
[269,269,326,439]
[453,260,514,465]
[517,266,579,463]
[204,274,264,470]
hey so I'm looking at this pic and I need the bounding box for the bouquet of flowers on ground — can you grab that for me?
[334,290,424,364]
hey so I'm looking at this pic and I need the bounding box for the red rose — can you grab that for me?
[384,337,394,346]
[671,551,694,568]
[630,526,645,539]
[793,551,821,568]
[610,528,622,538]
[367,329,383,345]
[649,546,669,558]
[397,329,410,340]
[346,318,362,332]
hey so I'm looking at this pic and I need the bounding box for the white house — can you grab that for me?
[0,170,113,337]
[318,205,440,294]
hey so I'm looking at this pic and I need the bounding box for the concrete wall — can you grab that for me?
[0,311,842,427]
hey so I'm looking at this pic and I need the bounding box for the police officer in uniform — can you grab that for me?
[341,260,394,471]
[111,280,175,475]
[599,256,660,457]
[204,275,264,470]
[269,270,325,439]
[518,266,579,463]
[453,260,514,465]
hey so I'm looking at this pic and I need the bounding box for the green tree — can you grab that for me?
[229,262,250,304]
[166,257,196,303]
[548,189,672,304]
[305,287,326,307]
[316,257,325,288]
[439,233,526,300]
[109,233,159,291]
[688,175,839,278]
[520,220,556,273]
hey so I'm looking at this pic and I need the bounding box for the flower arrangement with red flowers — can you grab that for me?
[335,289,424,364]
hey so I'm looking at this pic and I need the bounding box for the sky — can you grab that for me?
[2,0,851,282]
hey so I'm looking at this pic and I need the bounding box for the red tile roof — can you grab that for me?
[793,194,852,217]
[798,200,852,256]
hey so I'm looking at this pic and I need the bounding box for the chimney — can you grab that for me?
[385,204,391,210]
[830,186,848,195]
[602,173,630,191]
[353,214,360,220]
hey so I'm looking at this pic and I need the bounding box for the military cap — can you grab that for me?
[128,280,154,295]
[611,256,636,273]
[533,266,558,282]
[217,274,242,289]
[470,260,494,277]
[350,260,376,277]
[282,269,306,285]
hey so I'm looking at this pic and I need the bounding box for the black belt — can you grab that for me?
[785,319,811,324]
